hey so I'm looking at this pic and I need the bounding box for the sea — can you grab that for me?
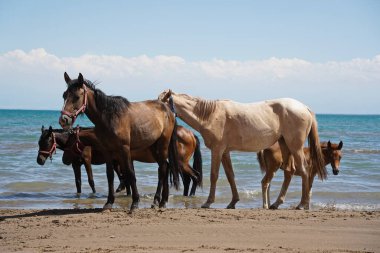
[0,109,379,211]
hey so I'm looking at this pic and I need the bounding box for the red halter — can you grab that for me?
[38,132,57,160]
[60,84,88,126]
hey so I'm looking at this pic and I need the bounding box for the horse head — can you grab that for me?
[158,89,173,103]
[37,126,56,165]
[327,140,343,175]
[59,72,88,130]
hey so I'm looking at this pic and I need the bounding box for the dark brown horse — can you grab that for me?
[257,141,343,209]
[37,126,96,194]
[37,126,131,195]
[59,73,180,211]
[63,125,203,197]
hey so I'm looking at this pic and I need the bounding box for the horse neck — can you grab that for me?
[83,89,106,128]
[53,130,69,150]
[78,129,98,147]
[173,94,203,132]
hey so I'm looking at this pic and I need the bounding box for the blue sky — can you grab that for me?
[0,0,379,113]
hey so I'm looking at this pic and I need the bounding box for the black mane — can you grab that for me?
[68,78,130,123]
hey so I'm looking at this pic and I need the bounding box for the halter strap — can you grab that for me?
[60,84,88,125]
[65,126,86,155]
[38,132,57,160]
[168,96,177,116]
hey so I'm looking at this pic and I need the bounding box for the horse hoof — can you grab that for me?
[226,204,235,209]
[129,202,139,213]
[296,204,309,210]
[269,205,278,210]
[201,202,211,209]
[103,203,113,211]
[159,202,167,209]
[151,203,158,209]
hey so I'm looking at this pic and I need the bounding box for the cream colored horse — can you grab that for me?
[159,90,326,210]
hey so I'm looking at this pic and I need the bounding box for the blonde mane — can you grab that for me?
[194,99,217,122]
[177,94,217,122]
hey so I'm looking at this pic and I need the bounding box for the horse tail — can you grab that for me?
[257,150,267,174]
[308,112,327,180]
[192,134,203,188]
[168,117,181,190]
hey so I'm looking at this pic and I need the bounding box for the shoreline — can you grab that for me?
[1,208,379,253]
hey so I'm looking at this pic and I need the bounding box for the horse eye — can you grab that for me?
[73,95,80,102]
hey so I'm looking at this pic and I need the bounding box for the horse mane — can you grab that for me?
[69,79,130,124]
[84,79,130,118]
[193,98,217,122]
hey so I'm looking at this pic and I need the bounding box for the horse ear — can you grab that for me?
[161,89,172,102]
[338,141,343,150]
[78,73,84,85]
[48,126,53,133]
[64,72,71,85]
[41,125,45,133]
[327,140,332,149]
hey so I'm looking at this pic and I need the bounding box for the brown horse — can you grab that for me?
[159,90,326,209]
[63,125,203,197]
[37,126,132,195]
[37,126,97,194]
[257,141,343,209]
[59,73,181,211]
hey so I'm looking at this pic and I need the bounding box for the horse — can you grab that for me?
[257,140,343,209]
[37,125,131,195]
[37,126,96,194]
[59,73,181,211]
[63,125,203,197]
[159,89,326,210]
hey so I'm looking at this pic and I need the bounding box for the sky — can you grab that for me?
[0,0,379,114]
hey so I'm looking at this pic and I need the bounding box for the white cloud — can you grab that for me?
[0,48,379,114]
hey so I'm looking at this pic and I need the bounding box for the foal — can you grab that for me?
[257,141,343,209]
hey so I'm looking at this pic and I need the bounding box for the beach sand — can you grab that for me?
[0,208,379,253]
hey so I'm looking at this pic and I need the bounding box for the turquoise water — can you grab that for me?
[0,109,379,210]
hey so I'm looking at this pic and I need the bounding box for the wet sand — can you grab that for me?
[0,208,379,253]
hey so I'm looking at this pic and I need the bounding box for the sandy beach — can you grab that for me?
[0,208,379,253]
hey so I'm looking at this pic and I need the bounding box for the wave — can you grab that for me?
[312,201,380,211]
[351,149,380,154]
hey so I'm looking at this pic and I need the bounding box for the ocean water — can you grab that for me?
[0,109,379,211]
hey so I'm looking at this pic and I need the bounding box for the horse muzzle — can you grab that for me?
[333,168,339,175]
[37,154,47,165]
[59,114,73,130]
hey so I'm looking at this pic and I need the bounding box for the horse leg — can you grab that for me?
[261,171,275,209]
[103,161,115,210]
[293,150,310,210]
[72,162,82,195]
[83,160,96,194]
[115,169,126,193]
[270,169,293,209]
[183,163,199,196]
[221,152,239,209]
[121,146,140,212]
[309,174,316,203]
[182,173,191,196]
[159,161,169,208]
[201,148,223,208]
[152,166,162,208]
[269,138,294,209]
[189,174,198,196]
